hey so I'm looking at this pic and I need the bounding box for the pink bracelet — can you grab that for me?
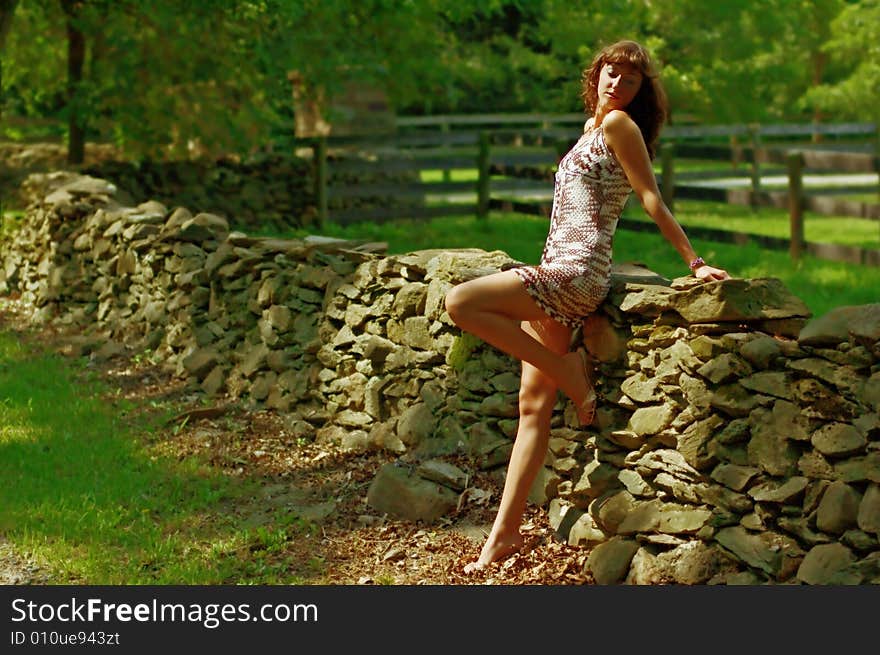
[688,256,706,271]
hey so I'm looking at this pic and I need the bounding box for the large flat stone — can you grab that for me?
[671,278,812,323]
[366,463,459,523]
[798,303,880,347]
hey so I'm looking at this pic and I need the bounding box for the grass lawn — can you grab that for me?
[628,199,880,249]
[0,329,318,584]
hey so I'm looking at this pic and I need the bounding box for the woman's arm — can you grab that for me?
[602,110,730,281]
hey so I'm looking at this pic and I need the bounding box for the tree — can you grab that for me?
[2,0,874,161]
[403,0,646,115]
[0,0,18,51]
[800,0,880,122]
[60,0,85,163]
[2,0,459,158]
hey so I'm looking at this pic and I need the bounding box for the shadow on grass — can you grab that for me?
[0,329,335,584]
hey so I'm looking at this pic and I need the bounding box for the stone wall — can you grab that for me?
[80,155,316,233]
[0,143,314,233]
[2,172,879,585]
[0,142,120,209]
[81,150,423,231]
[2,144,420,234]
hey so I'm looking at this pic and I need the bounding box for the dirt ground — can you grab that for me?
[0,300,593,586]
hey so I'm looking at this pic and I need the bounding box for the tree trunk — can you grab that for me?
[0,0,19,52]
[810,50,827,144]
[61,0,86,165]
[0,0,18,132]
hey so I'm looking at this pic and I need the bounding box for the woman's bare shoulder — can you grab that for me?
[601,110,641,144]
[601,109,638,132]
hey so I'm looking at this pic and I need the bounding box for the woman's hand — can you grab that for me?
[693,264,730,281]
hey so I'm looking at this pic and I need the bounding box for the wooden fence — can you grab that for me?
[662,143,879,217]
[302,114,880,265]
[300,121,575,225]
[655,140,880,266]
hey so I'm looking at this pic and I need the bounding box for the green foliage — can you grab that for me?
[644,0,845,123]
[800,0,880,121]
[0,210,25,243]
[3,1,305,158]
[1,1,65,119]
[2,0,876,157]
[446,332,484,372]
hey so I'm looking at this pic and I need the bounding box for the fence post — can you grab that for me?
[441,122,451,183]
[874,132,880,245]
[874,118,880,158]
[477,131,490,220]
[730,133,742,170]
[749,123,762,211]
[874,121,879,242]
[787,151,805,262]
[314,136,328,227]
[660,142,675,212]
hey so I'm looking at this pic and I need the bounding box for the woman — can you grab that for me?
[444,40,730,573]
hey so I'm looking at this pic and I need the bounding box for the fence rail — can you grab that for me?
[394,113,878,141]
[663,142,880,220]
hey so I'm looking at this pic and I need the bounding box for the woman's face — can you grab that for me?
[596,61,643,111]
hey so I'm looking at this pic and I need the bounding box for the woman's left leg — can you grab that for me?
[465,317,573,572]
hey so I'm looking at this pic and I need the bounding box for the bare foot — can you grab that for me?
[463,532,524,574]
[560,350,596,426]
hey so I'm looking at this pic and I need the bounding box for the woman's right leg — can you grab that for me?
[465,317,573,572]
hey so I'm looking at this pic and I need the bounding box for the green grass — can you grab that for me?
[656,159,754,174]
[421,169,480,183]
[842,193,880,203]
[298,211,552,266]
[631,199,880,249]
[0,210,25,242]
[0,329,318,584]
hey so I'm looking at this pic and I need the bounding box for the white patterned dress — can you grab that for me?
[513,119,632,328]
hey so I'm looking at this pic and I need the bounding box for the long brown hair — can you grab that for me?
[581,40,668,160]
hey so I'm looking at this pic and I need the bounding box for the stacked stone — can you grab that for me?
[3,172,237,358]
[2,142,431,229]
[0,173,381,421]
[312,248,524,461]
[81,155,315,233]
[5,149,425,231]
[1,172,121,317]
[316,249,559,523]
[183,232,383,416]
[546,275,880,584]
[0,142,119,209]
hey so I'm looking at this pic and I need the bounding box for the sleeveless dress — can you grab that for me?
[512,118,632,328]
